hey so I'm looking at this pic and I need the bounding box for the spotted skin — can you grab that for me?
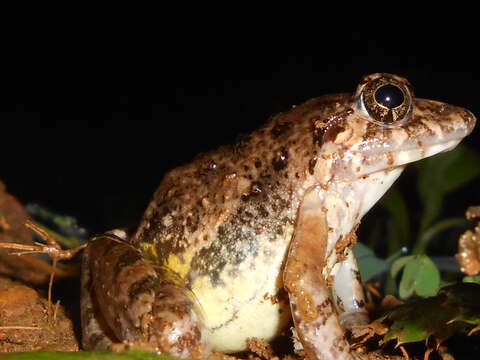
[81,74,476,359]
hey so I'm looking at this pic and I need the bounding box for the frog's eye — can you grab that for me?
[359,77,413,126]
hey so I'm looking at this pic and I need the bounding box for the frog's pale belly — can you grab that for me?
[193,166,406,352]
[191,228,294,352]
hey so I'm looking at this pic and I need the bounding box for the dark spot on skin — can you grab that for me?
[112,246,143,280]
[186,216,197,232]
[335,296,345,312]
[254,160,262,168]
[271,120,290,138]
[128,275,156,303]
[353,269,362,283]
[206,160,217,170]
[386,152,394,166]
[308,157,317,175]
[322,109,353,144]
[323,123,346,143]
[258,205,269,218]
[272,147,288,171]
[228,268,240,277]
[241,182,263,202]
[233,134,251,155]
[251,181,263,194]
[311,116,328,146]
[353,299,365,308]
[275,225,284,235]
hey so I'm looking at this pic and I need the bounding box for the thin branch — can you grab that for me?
[413,218,469,254]
[0,326,43,330]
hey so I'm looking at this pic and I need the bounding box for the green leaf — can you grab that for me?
[382,283,480,347]
[382,295,461,346]
[416,145,480,231]
[441,146,480,193]
[399,255,440,299]
[463,275,480,284]
[390,255,414,279]
[26,204,88,248]
[354,242,388,282]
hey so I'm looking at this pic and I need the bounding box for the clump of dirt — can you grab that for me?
[0,180,79,352]
[0,276,78,352]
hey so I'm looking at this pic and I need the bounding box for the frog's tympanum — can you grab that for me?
[81,74,476,360]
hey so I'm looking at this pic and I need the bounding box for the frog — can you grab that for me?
[80,73,476,360]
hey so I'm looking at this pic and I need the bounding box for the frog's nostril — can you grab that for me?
[463,109,477,127]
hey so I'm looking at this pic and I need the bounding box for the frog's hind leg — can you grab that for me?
[283,191,356,360]
[81,234,210,359]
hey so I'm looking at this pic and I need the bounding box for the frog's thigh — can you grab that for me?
[331,243,369,329]
[283,193,355,360]
[81,235,210,359]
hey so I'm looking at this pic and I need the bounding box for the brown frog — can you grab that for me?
[81,73,476,360]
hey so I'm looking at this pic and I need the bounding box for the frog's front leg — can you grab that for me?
[283,189,362,360]
[81,234,210,359]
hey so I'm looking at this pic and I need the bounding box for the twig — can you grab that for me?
[0,221,87,260]
[0,326,43,330]
[53,300,60,324]
[0,220,87,324]
[47,258,57,321]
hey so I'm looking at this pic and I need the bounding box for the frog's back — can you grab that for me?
[132,94,351,280]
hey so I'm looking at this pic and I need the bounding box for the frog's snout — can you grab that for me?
[461,108,477,135]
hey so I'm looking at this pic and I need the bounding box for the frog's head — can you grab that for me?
[317,73,476,181]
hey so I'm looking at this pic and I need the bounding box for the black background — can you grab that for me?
[1,23,479,235]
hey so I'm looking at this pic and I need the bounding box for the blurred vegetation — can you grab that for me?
[355,145,480,352]
[356,145,480,298]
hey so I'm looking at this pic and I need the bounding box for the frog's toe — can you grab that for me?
[145,281,211,359]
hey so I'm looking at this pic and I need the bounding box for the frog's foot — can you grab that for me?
[81,234,210,359]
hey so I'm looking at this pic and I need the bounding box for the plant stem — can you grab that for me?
[412,217,468,255]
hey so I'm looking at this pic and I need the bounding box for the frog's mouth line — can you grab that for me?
[388,137,463,166]
[350,137,465,181]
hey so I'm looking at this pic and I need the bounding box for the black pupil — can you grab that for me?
[374,84,404,109]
